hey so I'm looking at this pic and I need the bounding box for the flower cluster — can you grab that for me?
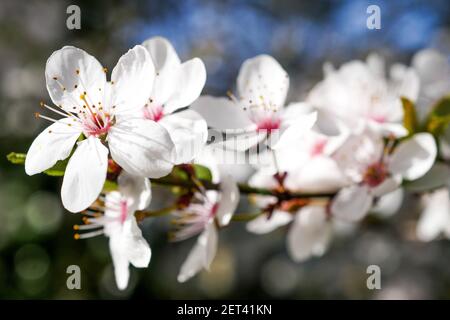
[17,37,450,290]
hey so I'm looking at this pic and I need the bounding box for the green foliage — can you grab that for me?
[169,164,213,182]
[6,152,26,165]
[401,97,418,135]
[425,95,450,136]
[7,152,68,176]
[193,164,213,182]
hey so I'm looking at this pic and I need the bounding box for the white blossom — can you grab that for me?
[25,45,175,212]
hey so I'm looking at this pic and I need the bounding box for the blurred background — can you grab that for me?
[1,0,450,299]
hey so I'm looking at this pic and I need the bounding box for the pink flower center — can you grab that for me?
[210,203,219,218]
[83,113,112,137]
[143,104,164,122]
[310,138,327,157]
[363,162,387,187]
[370,115,386,123]
[256,117,281,133]
[119,200,128,225]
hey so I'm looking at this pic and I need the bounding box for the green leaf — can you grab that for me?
[43,158,69,176]
[192,164,213,182]
[167,164,213,182]
[425,95,450,136]
[103,180,118,192]
[6,152,26,164]
[6,152,68,176]
[169,166,189,180]
[401,97,418,135]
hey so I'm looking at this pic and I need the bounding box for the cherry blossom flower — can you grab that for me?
[191,55,317,151]
[25,45,175,212]
[410,49,450,119]
[247,206,331,262]
[73,171,152,290]
[141,37,208,164]
[308,54,419,138]
[174,175,239,282]
[331,127,437,221]
[245,130,348,262]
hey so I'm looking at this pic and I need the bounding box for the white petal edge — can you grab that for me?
[287,206,331,262]
[117,171,152,211]
[110,45,155,117]
[108,118,175,178]
[216,174,239,227]
[45,46,106,113]
[61,136,108,213]
[191,95,253,130]
[331,185,373,222]
[389,133,437,180]
[159,110,208,164]
[246,210,293,234]
[164,58,207,113]
[177,222,218,283]
[25,118,81,175]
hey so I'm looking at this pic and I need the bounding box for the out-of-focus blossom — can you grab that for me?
[25,45,175,212]
[74,171,152,290]
[411,49,450,119]
[248,206,331,262]
[175,175,239,282]
[141,37,208,164]
[192,55,317,151]
[308,54,419,138]
[245,130,347,262]
[331,127,436,221]
[417,188,450,241]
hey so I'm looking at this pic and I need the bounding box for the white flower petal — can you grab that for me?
[287,206,331,262]
[191,95,253,130]
[110,45,155,117]
[372,188,404,218]
[177,222,218,283]
[375,122,408,138]
[25,118,81,175]
[109,233,130,290]
[108,118,175,178]
[331,185,373,221]
[61,136,108,213]
[371,176,401,197]
[159,110,208,164]
[216,174,239,227]
[164,58,207,113]
[286,156,349,193]
[417,188,450,242]
[117,171,152,210]
[142,36,180,71]
[142,37,179,104]
[220,131,264,151]
[126,218,152,268]
[270,111,317,150]
[237,55,289,109]
[45,46,106,113]
[390,64,420,102]
[246,210,293,234]
[389,133,437,180]
[412,49,450,100]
